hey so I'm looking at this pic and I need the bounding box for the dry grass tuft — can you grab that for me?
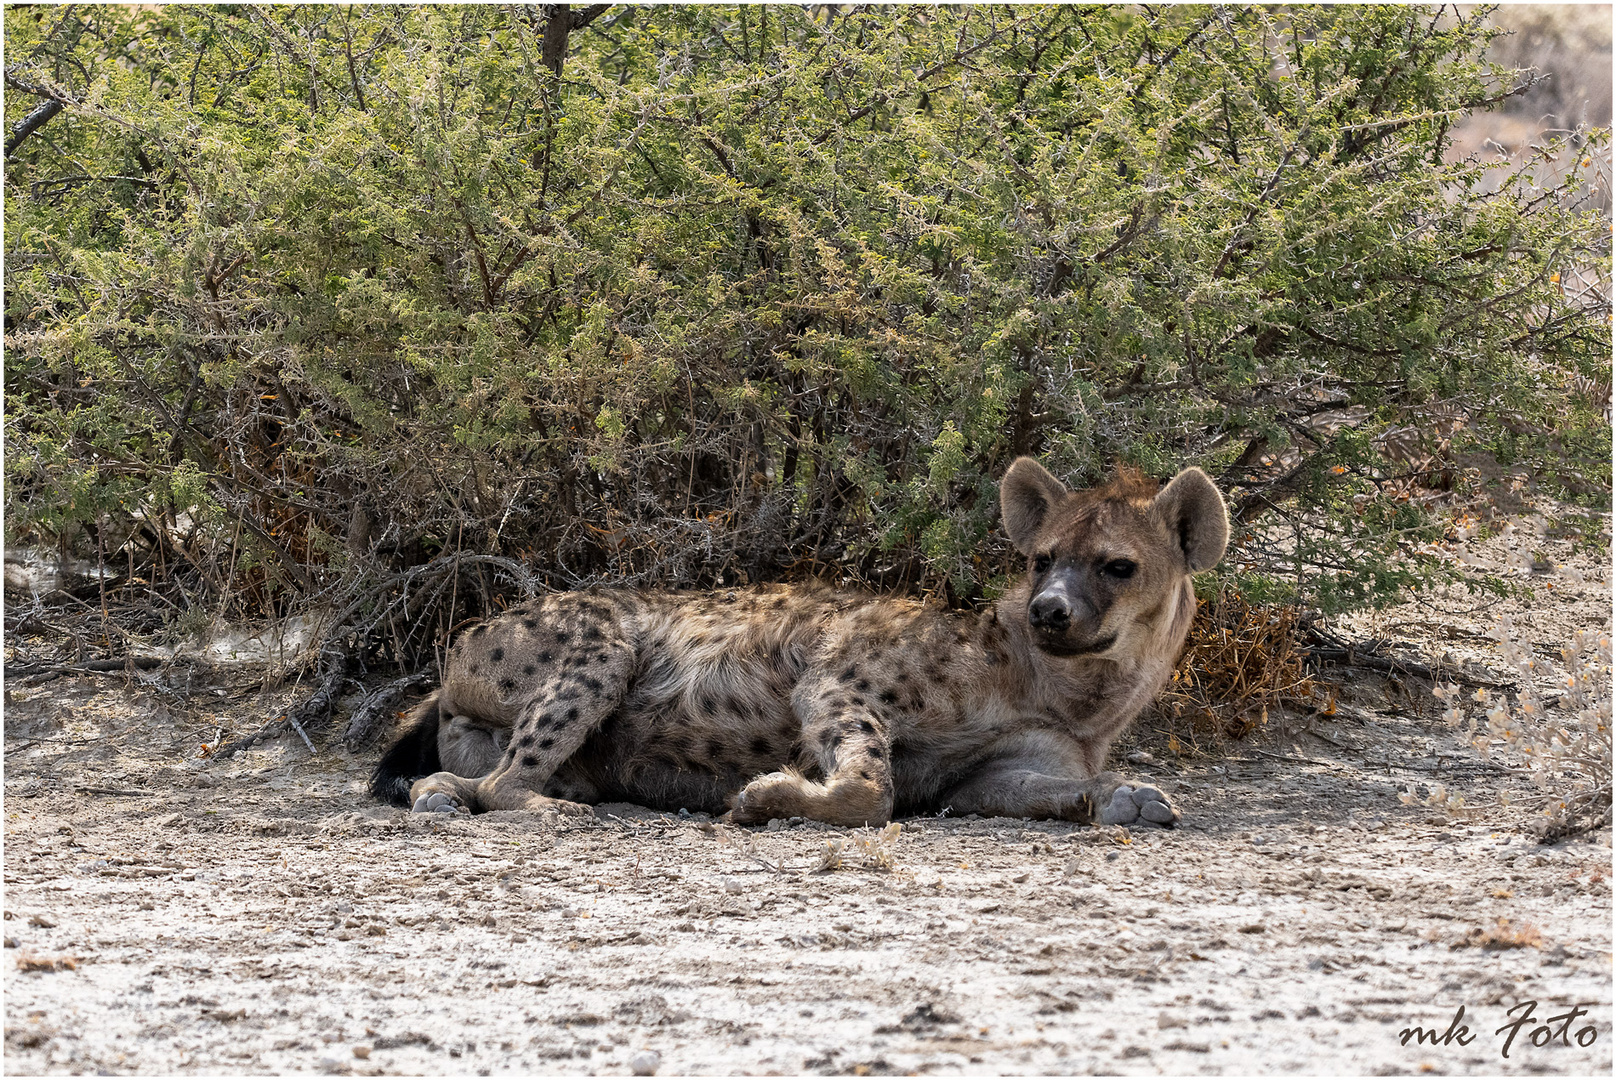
[1156,594,1322,742]
[1456,918,1543,951]
[15,954,78,973]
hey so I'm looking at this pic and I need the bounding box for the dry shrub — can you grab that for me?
[813,823,903,873]
[1421,619,1612,839]
[1156,594,1322,742]
[7,5,1607,658]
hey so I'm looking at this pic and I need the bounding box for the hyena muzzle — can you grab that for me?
[371,457,1228,827]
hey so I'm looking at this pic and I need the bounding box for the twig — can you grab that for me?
[5,737,102,754]
[712,824,783,873]
[209,720,290,760]
[213,646,350,759]
[285,646,352,728]
[1251,749,1341,769]
[287,717,317,756]
[1381,757,1523,775]
[74,786,155,797]
[1304,728,1360,751]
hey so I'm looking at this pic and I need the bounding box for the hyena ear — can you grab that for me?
[1154,467,1229,572]
[1000,457,1068,555]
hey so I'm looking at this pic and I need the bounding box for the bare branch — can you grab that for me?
[6,99,63,158]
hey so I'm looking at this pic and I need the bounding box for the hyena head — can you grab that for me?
[1000,457,1229,659]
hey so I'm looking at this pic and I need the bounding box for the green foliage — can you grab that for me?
[5,4,1610,633]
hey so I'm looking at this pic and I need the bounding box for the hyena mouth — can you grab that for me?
[1035,632,1117,658]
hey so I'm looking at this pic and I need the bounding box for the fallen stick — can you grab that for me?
[287,716,317,755]
[13,656,166,675]
[1302,647,1515,690]
[212,646,350,759]
[342,669,433,748]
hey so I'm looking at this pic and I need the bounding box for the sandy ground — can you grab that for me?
[3,527,1611,1076]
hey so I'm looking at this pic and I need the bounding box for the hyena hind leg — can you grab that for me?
[936,769,1096,822]
[439,715,508,777]
[404,715,508,814]
[410,642,632,816]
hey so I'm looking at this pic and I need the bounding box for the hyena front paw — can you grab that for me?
[412,791,465,815]
[727,771,809,825]
[1098,778,1179,828]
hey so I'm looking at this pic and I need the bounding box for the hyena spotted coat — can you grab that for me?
[371,458,1229,827]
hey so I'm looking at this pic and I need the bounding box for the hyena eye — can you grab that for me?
[1102,558,1137,579]
[1033,554,1053,574]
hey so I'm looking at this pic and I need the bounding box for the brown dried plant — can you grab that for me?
[1456,918,1543,951]
[1155,594,1322,744]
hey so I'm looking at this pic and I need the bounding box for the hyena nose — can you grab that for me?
[1029,593,1072,631]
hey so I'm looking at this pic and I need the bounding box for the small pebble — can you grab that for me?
[631,1050,660,1076]
[722,877,744,895]
[352,1045,372,1060]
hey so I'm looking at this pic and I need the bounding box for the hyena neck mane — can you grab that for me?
[983,574,1190,740]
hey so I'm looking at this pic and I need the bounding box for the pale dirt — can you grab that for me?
[3,526,1611,1076]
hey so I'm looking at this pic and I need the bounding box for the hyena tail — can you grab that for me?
[368,691,443,807]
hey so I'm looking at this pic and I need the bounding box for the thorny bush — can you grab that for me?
[5,5,1611,692]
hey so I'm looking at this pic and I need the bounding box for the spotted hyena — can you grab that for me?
[371,457,1228,827]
